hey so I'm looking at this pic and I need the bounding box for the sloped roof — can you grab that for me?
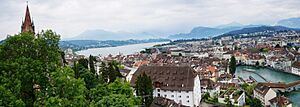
[130,65,196,91]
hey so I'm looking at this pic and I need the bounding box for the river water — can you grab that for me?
[236,66,300,106]
[76,42,168,57]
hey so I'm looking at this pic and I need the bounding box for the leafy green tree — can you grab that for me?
[247,98,263,107]
[78,58,89,69]
[224,97,232,107]
[135,73,153,107]
[89,78,140,106]
[229,56,237,75]
[95,94,134,107]
[89,55,96,74]
[0,30,61,106]
[80,68,99,90]
[35,67,87,106]
[0,86,25,106]
[255,61,260,66]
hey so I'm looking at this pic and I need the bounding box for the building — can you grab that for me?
[21,3,35,34]
[130,65,201,107]
[253,83,281,106]
[269,96,292,107]
[218,89,246,106]
[291,61,300,76]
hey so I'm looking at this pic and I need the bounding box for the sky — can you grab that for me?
[0,0,300,40]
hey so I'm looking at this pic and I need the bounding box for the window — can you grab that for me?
[187,100,189,103]
[186,96,189,98]
[158,94,160,97]
[164,95,167,97]
[157,89,160,92]
[179,95,181,98]
[171,95,174,97]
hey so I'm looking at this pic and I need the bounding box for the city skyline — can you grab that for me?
[0,0,300,39]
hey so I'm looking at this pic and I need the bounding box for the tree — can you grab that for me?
[78,58,89,69]
[0,30,141,106]
[135,73,153,107]
[0,30,61,106]
[35,67,88,106]
[247,98,263,107]
[89,55,96,74]
[203,92,210,101]
[89,78,140,106]
[224,97,232,107]
[0,86,25,106]
[255,61,260,66]
[229,56,237,75]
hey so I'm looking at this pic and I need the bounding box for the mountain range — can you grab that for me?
[276,17,300,28]
[65,29,162,41]
[66,17,300,41]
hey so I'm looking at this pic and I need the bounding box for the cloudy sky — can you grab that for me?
[0,0,299,40]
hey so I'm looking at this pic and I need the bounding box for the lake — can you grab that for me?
[235,66,300,106]
[76,42,167,56]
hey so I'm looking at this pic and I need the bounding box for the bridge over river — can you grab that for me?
[235,66,300,106]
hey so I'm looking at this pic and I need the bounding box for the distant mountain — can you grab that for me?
[168,26,243,39]
[67,29,160,40]
[216,22,244,28]
[224,26,298,35]
[277,17,300,28]
[214,25,300,39]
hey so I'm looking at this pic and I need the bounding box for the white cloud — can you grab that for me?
[0,0,299,39]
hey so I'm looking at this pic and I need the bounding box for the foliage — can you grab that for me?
[0,31,61,106]
[229,56,237,75]
[135,73,153,107]
[0,31,140,106]
[224,97,232,107]
[203,92,210,101]
[89,79,141,107]
[259,48,269,53]
[89,55,96,74]
[246,98,263,107]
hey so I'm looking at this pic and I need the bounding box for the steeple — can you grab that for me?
[21,2,35,34]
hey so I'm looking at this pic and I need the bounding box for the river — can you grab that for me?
[76,42,168,56]
[235,66,300,106]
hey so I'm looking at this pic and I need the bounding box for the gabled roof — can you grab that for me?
[269,96,292,106]
[130,65,196,91]
[151,97,188,107]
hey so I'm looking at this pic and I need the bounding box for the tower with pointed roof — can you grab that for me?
[21,2,35,34]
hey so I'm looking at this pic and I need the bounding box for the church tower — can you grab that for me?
[21,3,35,34]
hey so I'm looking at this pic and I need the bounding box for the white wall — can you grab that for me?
[193,75,201,106]
[153,89,194,106]
[264,89,277,106]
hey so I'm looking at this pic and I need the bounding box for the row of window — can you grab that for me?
[157,89,189,93]
[157,94,189,98]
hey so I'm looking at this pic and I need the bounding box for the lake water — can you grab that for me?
[235,66,300,106]
[76,42,167,56]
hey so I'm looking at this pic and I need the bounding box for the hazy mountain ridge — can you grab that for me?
[67,29,162,41]
[277,17,300,28]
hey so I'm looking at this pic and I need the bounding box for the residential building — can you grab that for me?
[130,65,201,107]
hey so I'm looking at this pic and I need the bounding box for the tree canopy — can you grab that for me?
[0,30,140,106]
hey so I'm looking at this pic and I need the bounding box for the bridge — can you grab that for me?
[243,68,269,82]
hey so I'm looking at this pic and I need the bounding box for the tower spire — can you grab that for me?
[21,1,35,34]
